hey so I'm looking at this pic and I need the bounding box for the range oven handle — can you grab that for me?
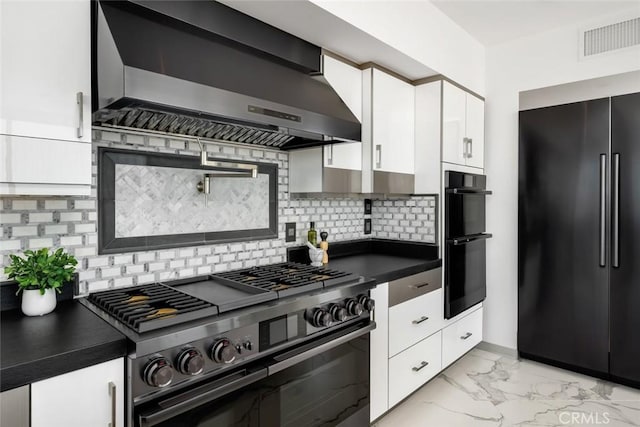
[269,321,376,375]
[445,188,492,195]
[137,368,268,427]
[447,233,493,246]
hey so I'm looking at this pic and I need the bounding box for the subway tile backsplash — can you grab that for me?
[0,130,436,294]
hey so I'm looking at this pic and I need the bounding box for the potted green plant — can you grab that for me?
[4,248,77,316]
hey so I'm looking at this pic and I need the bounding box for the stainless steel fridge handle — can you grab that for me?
[612,153,620,268]
[599,154,606,267]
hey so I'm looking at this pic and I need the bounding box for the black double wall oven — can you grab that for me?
[444,171,492,318]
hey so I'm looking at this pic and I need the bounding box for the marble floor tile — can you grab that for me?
[374,348,640,427]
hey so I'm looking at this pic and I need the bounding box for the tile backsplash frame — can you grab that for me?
[0,130,437,294]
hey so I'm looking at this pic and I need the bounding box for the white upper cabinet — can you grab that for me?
[465,92,485,169]
[0,0,92,142]
[321,55,363,171]
[370,69,415,175]
[414,81,442,195]
[0,0,92,195]
[442,81,484,169]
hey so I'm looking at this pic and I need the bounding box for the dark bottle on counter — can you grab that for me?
[307,222,317,246]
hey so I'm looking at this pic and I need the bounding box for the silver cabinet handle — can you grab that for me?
[599,154,607,267]
[77,91,84,139]
[460,332,473,340]
[468,138,473,158]
[410,282,430,289]
[375,144,382,168]
[327,145,333,166]
[109,381,116,427]
[612,153,620,268]
[462,137,469,158]
[412,361,429,372]
[412,316,429,325]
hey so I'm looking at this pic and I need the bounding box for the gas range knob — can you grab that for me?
[143,356,174,388]
[345,299,364,316]
[328,304,348,322]
[210,338,237,364]
[176,347,205,375]
[358,295,375,312]
[311,308,333,328]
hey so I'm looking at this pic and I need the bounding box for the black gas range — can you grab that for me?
[80,262,376,427]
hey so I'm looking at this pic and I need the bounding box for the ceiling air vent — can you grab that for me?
[582,17,640,57]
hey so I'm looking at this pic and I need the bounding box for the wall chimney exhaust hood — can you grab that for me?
[92,0,361,149]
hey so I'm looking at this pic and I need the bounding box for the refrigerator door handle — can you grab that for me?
[599,154,606,267]
[612,153,620,268]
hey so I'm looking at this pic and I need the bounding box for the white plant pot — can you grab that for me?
[21,288,57,316]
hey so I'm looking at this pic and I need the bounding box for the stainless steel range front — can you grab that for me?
[80,262,376,427]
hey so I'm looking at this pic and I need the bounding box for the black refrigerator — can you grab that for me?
[518,92,640,388]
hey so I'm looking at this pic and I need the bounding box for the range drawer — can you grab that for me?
[388,331,442,407]
[389,288,443,357]
[442,307,483,368]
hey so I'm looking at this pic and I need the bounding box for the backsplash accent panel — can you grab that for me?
[114,164,270,237]
[0,129,437,294]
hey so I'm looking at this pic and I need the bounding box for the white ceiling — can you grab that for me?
[430,0,640,46]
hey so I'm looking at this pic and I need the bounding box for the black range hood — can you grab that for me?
[92,0,361,149]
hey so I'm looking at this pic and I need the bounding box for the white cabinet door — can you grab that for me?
[388,289,443,357]
[442,82,467,166]
[388,331,442,407]
[465,93,485,169]
[322,56,363,172]
[31,358,124,427]
[442,307,483,368]
[414,81,441,194]
[442,81,485,169]
[372,69,415,174]
[0,0,91,142]
[370,282,389,422]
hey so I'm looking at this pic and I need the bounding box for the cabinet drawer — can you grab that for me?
[389,268,442,307]
[389,288,443,357]
[389,331,442,407]
[442,307,483,368]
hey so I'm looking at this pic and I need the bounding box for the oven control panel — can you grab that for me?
[305,294,374,330]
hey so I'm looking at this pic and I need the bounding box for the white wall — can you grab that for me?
[484,11,640,350]
[311,0,486,95]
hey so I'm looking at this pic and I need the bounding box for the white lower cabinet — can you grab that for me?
[31,358,124,427]
[389,288,443,357]
[388,331,442,407]
[370,282,389,422]
[442,307,483,368]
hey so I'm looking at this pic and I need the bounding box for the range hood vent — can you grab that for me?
[93,0,361,149]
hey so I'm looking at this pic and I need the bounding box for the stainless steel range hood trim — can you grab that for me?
[93,124,283,153]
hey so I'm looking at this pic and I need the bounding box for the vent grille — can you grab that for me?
[583,17,640,56]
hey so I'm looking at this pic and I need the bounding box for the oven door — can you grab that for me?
[445,189,490,238]
[135,321,374,427]
[445,234,490,319]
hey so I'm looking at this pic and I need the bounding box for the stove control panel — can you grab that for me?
[305,294,374,331]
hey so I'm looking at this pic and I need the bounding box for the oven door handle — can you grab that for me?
[447,233,493,246]
[446,188,492,195]
[137,368,268,427]
[268,321,376,376]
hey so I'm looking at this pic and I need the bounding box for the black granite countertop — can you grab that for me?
[288,238,441,283]
[1,299,127,392]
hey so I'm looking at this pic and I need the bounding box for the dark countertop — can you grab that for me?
[1,299,127,392]
[288,238,442,283]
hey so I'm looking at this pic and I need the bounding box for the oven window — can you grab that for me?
[446,193,486,238]
[149,334,370,427]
